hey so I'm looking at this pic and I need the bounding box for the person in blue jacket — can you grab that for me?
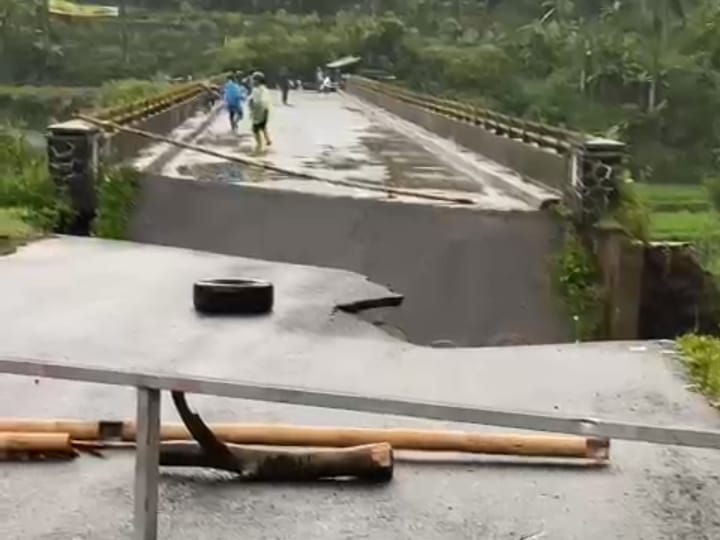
[223,75,247,132]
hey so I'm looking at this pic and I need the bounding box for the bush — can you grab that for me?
[612,180,650,242]
[554,232,604,341]
[93,166,140,240]
[0,86,96,129]
[677,334,720,404]
[0,128,67,231]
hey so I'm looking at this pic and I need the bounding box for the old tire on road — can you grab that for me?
[193,278,274,315]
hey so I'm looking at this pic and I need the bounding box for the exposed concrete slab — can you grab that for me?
[129,176,571,346]
[1,238,720,539]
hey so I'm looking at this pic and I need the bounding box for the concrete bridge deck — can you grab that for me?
[127,88,570,348]
[146,91,555,210]
[1,238,720,539]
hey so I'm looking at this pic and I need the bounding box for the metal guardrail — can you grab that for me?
[2,355,720,539]
[92,83,206,125]
[351,77,588,154]
[85,72,229,128]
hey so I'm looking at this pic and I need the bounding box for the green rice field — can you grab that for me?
[636,183,718,242]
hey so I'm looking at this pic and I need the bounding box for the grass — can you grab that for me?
[635,183,709,213]
[649,211,719,242]
[0,80,171,131]
[677,334,720,407]
[0,208,40,254]
[0,85,96,129]
[632,182,720,275]
[635,183,719,243]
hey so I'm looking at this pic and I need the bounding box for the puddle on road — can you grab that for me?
[180,161,282,184]
[178,126,489,196]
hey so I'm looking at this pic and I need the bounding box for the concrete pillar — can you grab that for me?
[572,138,627,226]
[47,119,102,236]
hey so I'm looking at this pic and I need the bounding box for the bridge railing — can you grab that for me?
[353,77,584,155]
[347,76,627,224]
[91,82,209,126]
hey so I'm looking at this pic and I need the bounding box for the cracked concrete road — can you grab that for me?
[2,238,720,539]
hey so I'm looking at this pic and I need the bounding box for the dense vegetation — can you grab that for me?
[0,77,163,241]
[2,0,719,188]
[2,0,720,245]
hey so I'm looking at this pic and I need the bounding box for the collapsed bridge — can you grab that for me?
[47,76,635,346]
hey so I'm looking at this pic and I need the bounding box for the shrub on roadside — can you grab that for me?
[677,334,720,404]
[554,232,604,341]
[0,127,67,231]
[93,166,140,240]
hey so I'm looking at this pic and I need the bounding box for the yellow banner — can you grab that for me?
[49,0,119,18]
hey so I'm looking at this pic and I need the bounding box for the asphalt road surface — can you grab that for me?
[152,91,553,210]
[2,238,720,539]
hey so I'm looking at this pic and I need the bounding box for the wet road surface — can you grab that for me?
[157,91,553,210]
[2,238,720,539]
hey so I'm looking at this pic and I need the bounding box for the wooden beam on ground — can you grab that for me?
[168,390,393,481]
[0,419,610,460]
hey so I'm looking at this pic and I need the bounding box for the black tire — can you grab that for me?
[193,278,274,315]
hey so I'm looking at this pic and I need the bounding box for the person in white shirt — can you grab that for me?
[248,71,272,154]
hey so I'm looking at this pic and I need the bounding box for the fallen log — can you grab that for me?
[0,432,77,460]
[0,420,610,460]
[169,390,393,482]
[160,441,393,481]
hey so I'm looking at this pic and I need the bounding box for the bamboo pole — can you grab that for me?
[0,420,610,460]
[0,432,77,458]
[75,114,476,206]
[0,420,105,440]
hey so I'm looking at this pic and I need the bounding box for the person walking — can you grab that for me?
[248,71,272,154]
[223,75,247,132]
[315,66,324,92]
[278,66,291,105]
